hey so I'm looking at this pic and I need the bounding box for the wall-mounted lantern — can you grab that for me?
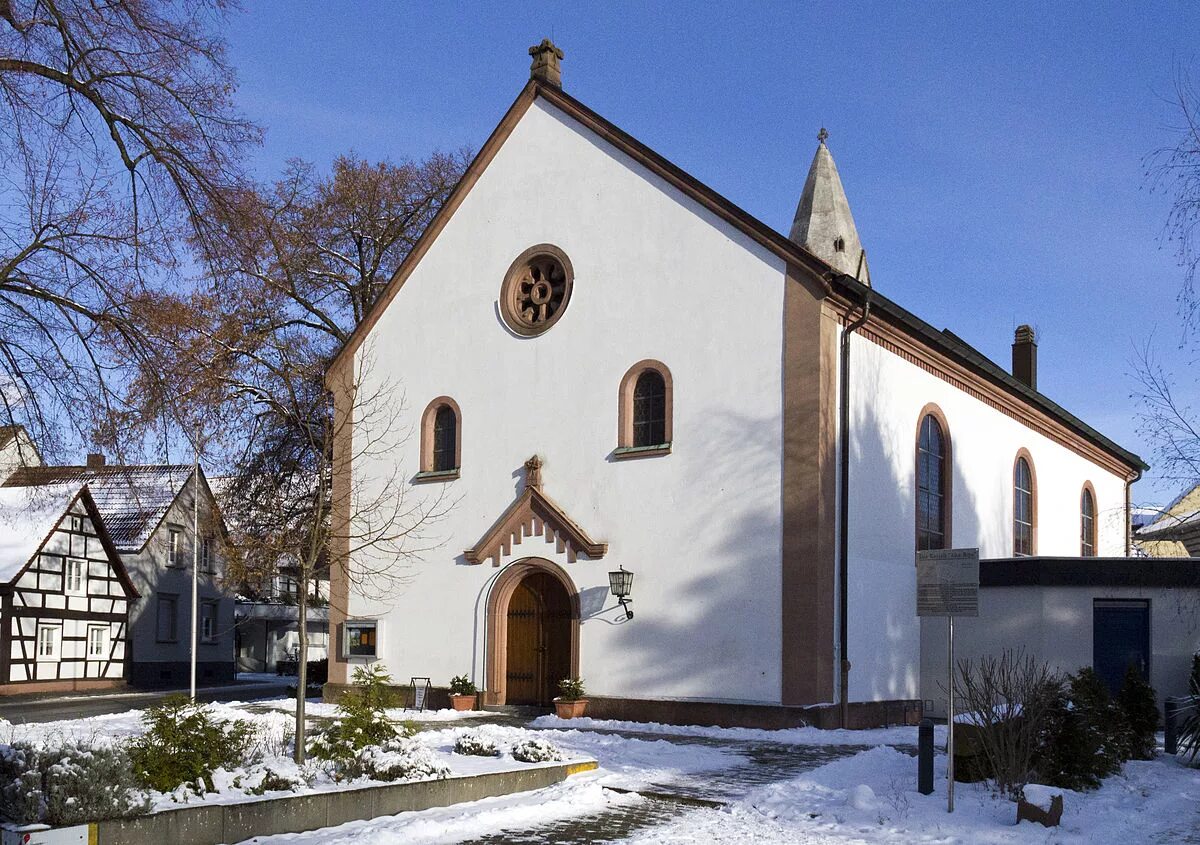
[608,566,634,620]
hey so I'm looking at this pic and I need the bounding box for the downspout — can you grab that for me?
[1125,467,1143,557]
[838,287,872,728]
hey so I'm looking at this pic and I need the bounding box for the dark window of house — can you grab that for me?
[432,405,457,472]
[1014,457,1034,557]
[201,600,218,642]
[917,415,947,551]
[1081,488,1096,557]
[632,370,667,447]
[156,594,178,642]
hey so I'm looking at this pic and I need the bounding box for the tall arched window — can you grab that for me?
[1013,453,1036,556]
[632,371,666,447]
[417,397,461,480]
[433,405,457,472]
[916,411,949,551]
[1081,485,1097,557]
[616,360,673,459]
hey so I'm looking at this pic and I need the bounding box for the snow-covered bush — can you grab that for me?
[0,741,148,825]
[351,739,448,782]
[310,664,410,765]
[238,764,308,795]
[453,732,499,757]
[129,694,252,794]
[511,737,565,763]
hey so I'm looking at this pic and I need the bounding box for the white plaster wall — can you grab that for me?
[348,99,788,704]
[847,333,1130,703]
[921,585,1200,715]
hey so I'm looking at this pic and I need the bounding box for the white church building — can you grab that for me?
[325,42,1145,727]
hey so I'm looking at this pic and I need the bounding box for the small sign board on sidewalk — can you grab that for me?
[409,677,431,711]
[916,547,980,617]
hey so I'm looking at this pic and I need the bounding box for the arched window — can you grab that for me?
[417,397,461,480]
[616,360,673,458]
[1013,452,1036,556]
[1081,485,1097,557]
[433,405,457,472]
[916,411,949,551]
[633,371,666,447]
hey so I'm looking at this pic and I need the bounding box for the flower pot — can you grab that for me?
[449,693,476,711]
[554,698,588,719]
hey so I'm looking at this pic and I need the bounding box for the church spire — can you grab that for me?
[789,129,870,285]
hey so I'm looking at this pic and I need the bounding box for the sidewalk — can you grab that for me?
[0,674,293,723]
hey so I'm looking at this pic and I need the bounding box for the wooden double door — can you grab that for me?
[505,571,571,706]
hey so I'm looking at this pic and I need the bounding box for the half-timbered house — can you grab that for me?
[3,461,236,687]
[0,485,137,693]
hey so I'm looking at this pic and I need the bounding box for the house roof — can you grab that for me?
[0,426,21,450]
[2,465,194,552]
[327,78,1146,475]
[0,485,78,583]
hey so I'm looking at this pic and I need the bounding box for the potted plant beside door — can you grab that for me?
[554,677,588,719]
[449,675,478,711]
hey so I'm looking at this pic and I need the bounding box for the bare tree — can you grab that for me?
[952,650,1059,798]
[158,152,469,762]
[0,0,256,459]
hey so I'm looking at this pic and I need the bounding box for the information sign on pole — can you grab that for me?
[916,547,980,814]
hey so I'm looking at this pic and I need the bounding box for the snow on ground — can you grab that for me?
[247,776,636,845]
[621,745,1200,844]
[531,714,944,747]
[255,697,492,723]
[242,718,1200,845]
[0,700,594,815]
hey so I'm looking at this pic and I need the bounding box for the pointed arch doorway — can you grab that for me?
[485,559,580,706]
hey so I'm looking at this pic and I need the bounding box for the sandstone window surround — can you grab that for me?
[499,244,574,337]
[1080,482,1097,557]
[615,360,673,460]
[415,396,462,482]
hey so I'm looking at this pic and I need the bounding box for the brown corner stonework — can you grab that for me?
[326,358,355,686]
[780,264,838,705]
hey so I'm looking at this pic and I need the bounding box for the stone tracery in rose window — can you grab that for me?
[501,246,574,336]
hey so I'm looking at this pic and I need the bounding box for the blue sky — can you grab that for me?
[225,2,1198,503]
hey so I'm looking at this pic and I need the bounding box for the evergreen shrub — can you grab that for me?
[129,694,252,794]
[0,741,149,825]
[1116,665,1159,760]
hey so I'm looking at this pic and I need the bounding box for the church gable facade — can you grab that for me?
[327,44,1143,724]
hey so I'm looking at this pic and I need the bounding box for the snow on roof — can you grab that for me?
[0,485,78,584]
[3,465,192,551]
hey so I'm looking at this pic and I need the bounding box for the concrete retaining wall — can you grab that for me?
[89,761,596,845]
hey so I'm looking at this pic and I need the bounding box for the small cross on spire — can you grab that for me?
[817,127,829,144]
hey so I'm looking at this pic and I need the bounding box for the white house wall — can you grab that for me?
[348,98,789,704]
[920,585,1199,716]
[847,332,1130,703]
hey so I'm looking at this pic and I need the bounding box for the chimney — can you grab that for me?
[1012,325,1037,390]
[86,452,105,470]
[529,38,563,88]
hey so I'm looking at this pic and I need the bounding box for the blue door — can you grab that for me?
[1093,600,1150,697]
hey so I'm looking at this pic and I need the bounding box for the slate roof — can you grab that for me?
[3,465,193,552]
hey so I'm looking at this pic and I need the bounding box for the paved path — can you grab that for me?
[452,724,879,845]
[0,678,292,723]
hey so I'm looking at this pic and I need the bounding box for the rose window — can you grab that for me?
[500,246,574,336]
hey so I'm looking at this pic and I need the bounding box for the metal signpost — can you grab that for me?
[916,547,979,813]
